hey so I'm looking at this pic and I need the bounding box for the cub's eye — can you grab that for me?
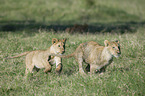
[58,45,60,47]
[112,47,115,49]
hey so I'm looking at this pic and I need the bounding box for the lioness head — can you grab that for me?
[104,40,121,57]
[51,38,67,54]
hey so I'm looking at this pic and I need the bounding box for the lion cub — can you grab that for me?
[8,38,67,77]
[51,40,121,74]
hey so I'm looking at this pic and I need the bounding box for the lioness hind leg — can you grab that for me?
[77,58,85,74]
[25,66,28,76]
[55,63,62,74]
[24,68,28,79]
[25,54,34,78]
[25,60,34,77]
[24,64,34,79]
[26,64,35,74]
[74,51,86,75]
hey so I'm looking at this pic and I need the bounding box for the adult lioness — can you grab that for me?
[51,40,121,74]
[7,38,67,77]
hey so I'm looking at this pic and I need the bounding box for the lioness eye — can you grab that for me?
[112,47,115,49]
[58,45,60,47]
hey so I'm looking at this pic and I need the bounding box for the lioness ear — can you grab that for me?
[115,40,119,43]
[104,40,110,47]
[52,38,58,44]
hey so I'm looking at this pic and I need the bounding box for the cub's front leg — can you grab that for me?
[54,57,63,74]
[55,63,62,74]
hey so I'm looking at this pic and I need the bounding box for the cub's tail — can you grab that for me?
[6,51,30,59]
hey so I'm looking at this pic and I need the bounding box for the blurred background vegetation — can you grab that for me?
[0,0,145,33]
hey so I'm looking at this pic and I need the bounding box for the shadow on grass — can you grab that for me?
[110,67,130,73]
[0,20,145,34]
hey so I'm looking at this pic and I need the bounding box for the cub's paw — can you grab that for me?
[55,63,62,74]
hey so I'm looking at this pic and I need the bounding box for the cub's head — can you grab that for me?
[51,38,67,54]
[104,40,121,58]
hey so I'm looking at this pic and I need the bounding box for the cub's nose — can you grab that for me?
[62,51,65,54]
[61,49,65,54]
[117,51,121,54]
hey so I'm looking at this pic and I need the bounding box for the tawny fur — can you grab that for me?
[51,40,121,74]
[7,38,67,77]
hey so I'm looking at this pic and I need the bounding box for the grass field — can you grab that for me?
[0,0,145,96]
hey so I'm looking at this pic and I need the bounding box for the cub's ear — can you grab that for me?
[52,38,58,44]
[62,38,67,43]
[104,40,110,47]
[115,40,119,43]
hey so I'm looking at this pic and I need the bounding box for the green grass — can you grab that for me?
[0,0,145,96]
[0,0,145,23]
